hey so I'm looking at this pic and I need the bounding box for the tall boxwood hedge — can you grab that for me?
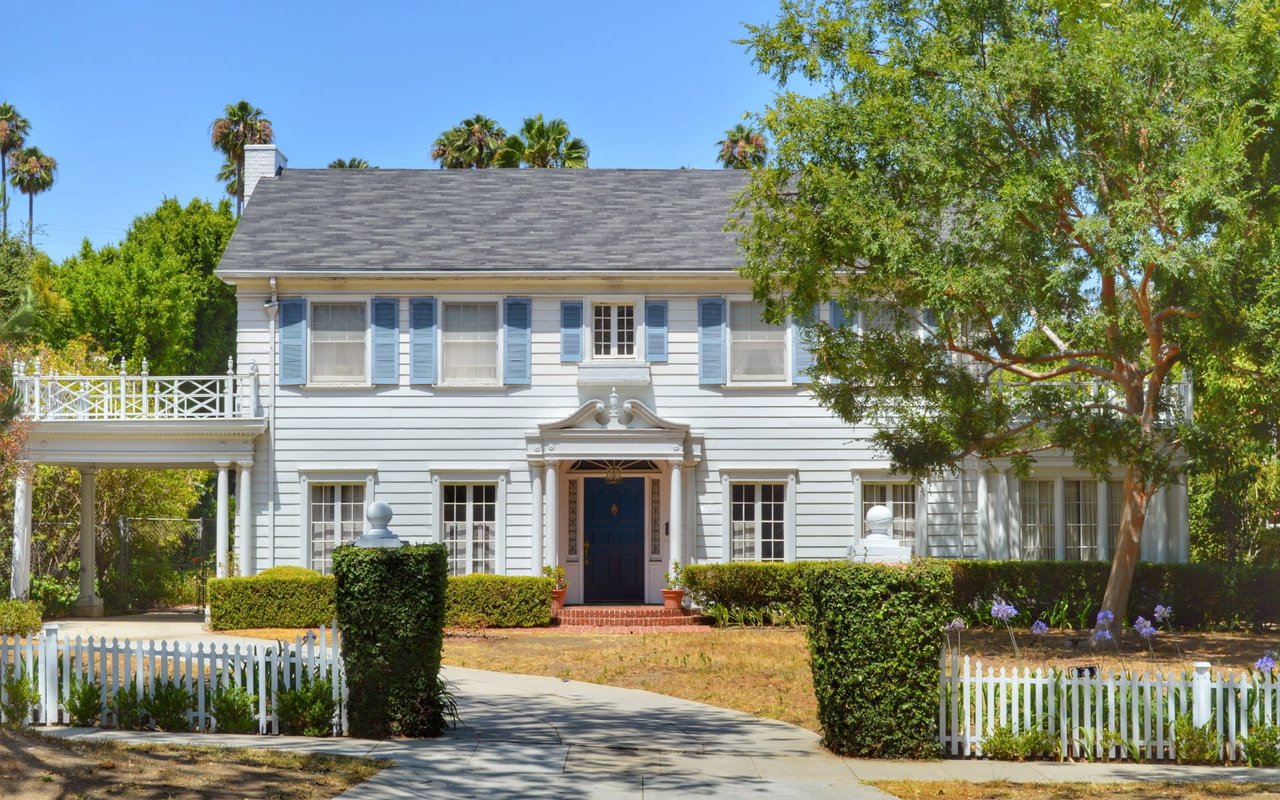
[807,561,954,758]
[333,543,448,739]
[207,566,336,630]
[446,575,553,628]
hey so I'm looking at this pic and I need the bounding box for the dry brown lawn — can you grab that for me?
[876,781,1280,799]
[0,727,386,799]
[949,629,1280,674]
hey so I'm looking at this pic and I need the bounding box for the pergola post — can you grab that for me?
[215,462,231,579]
[237,461,254,576]
[72,467,104,617]
[10,466,32,599]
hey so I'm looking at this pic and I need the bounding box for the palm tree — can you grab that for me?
[496,115,589,169]
[210,100,274,216]
[431,115,507,169]
[328,157,372,169]
[216,156,238,200]
[716,124,767,169]
[8,147,56,247]
[0,103,31,236]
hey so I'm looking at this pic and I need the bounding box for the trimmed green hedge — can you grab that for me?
[808,561,953,758]
[207,567,336,631]
[446,575,553,628]
[334,543,449,739]
[0,600,42,635]
[686,560,1280,631]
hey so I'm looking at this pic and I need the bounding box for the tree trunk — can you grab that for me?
[1,158,7,235]
[26,193,33,248]
[235,158,244,218]
[1100,466,1151,627]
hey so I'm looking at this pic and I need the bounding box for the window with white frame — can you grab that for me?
[1020,480,1055,560]
[592,303,635,358]
[1064,480,1099,560]
[442,302,499,385]
[729,301,786,382]
[1107,479,1125,555]
[310,303,367,382]
[309,483,365,574]
[730,482,786,561]
[862,482,917,546]
[442,483,497,576]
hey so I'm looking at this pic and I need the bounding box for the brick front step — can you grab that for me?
[553,605,711,627]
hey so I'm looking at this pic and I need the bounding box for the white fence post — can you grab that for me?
[1192,661,1212,728]
[40,623,60,725]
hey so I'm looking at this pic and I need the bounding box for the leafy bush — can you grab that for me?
[334,543,448,739]
[207,567,336,630]
[1174,714,1220,764]
[1242,725,1280,767]
[66,678,102,727]
[0,671,38,726]
[146,679,194,732]
[981,724,1023,760]
[683,562,811,620]
[0,600,42,635]
[275,674,335,737]
[111,684,144,730]
[210,682,257,734]
[807,560,954,758]
[446,575,553,628]
[28,575,78,618]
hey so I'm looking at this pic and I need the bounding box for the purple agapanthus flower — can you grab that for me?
[944,618,966,633]
[991,600,1018,623]
[1096,609,1115,627]
[1134,618,1157,639]
[1031,620,1049,636]
[1092,628,1113,643]
[1154,605,1172,623]
[1257,652,1277,673]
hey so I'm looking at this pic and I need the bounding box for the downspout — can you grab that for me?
[264,276,279,567]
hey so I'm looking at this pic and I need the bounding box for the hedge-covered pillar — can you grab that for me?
[806,560,954,758]
[333,543,448,738]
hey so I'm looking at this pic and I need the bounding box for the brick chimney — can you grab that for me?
[243,144,288,207]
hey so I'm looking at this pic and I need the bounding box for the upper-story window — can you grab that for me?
[311,303,367,383]
[442,302,499,385]
[593,303,635,358]
[729,301,786,382]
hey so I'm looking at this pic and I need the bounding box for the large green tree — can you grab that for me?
[0,103,30,236]
[210,100,273,216]
[737,0,1280,621]
[431,114,507,169]
[8,147,57,247]
[39,197,238,375]
[497,114,589,168]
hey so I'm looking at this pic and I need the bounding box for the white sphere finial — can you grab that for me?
[354,500,403,548]
[864,504,894,543]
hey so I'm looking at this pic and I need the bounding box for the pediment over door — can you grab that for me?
[526,391,701,464]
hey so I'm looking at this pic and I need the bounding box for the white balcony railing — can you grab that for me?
[14,358,262,422]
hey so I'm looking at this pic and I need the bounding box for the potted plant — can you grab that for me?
[662,561,685,610]
[543,565,568,611]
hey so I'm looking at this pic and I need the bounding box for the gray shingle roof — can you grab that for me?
[216,169,751,275]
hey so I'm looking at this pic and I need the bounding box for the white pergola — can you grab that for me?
[8,361,266,613]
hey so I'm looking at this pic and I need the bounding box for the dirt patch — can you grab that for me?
[0,727,386,799]
[876,780,1280,799]
[949,629,1280,674]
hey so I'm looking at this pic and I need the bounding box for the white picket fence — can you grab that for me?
[939,652,1280,762]
[0,623,347,735]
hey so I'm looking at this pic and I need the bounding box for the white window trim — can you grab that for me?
[297,467,378,570]
[430,469,508,574]
[306,297,372,387]
[719,468,797,563]
[851,470,928,556]
[581,294,647,365]
[723,295,796,388]
[437,296,506,389]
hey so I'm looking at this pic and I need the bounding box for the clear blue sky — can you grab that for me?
[7,0,790,261]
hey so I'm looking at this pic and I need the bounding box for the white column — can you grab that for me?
[215,463,230,579]
[976,469,990,559]
[10,468,32,599]
[531,464,545,574]
[1096,480,1109,563]
[73,468,104,617]
[1172,478,1190,563]
[1053,476,1066,561]
[669,461,684,572]
[545,462,559,569]
[238,462,254,576]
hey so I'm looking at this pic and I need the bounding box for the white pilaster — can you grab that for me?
[10,468,32,599]
[215,463,231,579]
[976,469,990,559]
[545,462,559,569]
[531,464,545,574]
[1053,476,1066,561]
[73,468,104,617]
[238,462,254,576]
[669,461,684,573]
[1096,480,1109,563]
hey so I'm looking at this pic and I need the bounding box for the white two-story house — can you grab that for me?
[8,143,1191,609]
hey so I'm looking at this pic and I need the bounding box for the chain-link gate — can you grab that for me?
[112,517,220,612]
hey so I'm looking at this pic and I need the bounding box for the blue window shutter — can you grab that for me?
[829,300,846,329]
[792,303,819,384]
[279,298,306,386]
[409,298,437,385]
[504,297,532,385]
[697,298,725,384]
[371,298,399,385]
[560,302,583,362]
[645,301,668,363]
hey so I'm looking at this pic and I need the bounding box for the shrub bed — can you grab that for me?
[446,574,553,628]
[0,600,42,635]
[207,566,336,631]
[334,543,448,739]
[807,560,954,758]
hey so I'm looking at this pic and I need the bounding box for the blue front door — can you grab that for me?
[583,477,646,604]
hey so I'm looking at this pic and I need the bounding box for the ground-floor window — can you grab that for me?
[730,482,786,562]
[309,483,364,574]
[1064,480,1098,561]
[442,483,497,576]
[1019,479,1055,560]
[861,482,917,546]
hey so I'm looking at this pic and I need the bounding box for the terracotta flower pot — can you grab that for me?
[661,588,685,610]
[551,588,567,611]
